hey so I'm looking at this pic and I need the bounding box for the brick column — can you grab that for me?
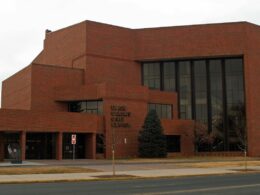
[56,132,63,160]
[0,132,4,161]
[20,131,26,161]
[85,133,96,159]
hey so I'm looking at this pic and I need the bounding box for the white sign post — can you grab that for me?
[71,134,77,160]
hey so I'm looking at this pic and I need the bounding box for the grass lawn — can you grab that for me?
[0,166,100,175]
[180,161,260,168]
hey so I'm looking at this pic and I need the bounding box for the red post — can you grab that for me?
[0,132,4,161]
[20,131,26,161]
[85,133,96,159]
[56,132,63,160]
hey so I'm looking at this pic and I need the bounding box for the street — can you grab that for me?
[1,173,260,195]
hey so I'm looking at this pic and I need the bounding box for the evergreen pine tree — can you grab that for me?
[138,109,167,158]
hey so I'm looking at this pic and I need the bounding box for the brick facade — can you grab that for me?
[0,20,259,161]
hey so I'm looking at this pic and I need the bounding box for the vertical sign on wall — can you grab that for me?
[71,134,76,160]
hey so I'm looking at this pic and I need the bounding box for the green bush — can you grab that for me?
[138,110,167,158]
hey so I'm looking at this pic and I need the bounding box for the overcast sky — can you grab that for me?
[0,0,259,106]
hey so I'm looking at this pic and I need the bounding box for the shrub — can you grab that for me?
[138,110,167,158]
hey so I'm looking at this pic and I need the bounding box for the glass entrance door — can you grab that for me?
[26,133,56,159]
[62,133,86,159]
[4,132,20,159]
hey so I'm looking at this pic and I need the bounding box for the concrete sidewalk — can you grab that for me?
[29,157,260,166]
[0,166,259,184]
[0,161,45,167]
[1,157,260,183]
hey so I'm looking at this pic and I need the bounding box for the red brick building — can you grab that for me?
[0,20,259,161]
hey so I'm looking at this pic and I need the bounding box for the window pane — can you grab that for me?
[69,100,103,115]
[149,103,155,111]
[156,104,162,118]
[98,101,103,114]
[143,63,161,89]
[86,101,97,110]
[78,102,86,112]
[209,60,224,140]
[148,103,172,119]
[194,60,208,124]
[161,105,167,118]
[167,105,172,119]
[179,61,192,119]
[225,58,245,150]
[163,62,176,91]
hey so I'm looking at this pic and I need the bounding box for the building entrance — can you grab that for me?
[62,133,86,159]
[26,133,56,159]
[4,132,20,159]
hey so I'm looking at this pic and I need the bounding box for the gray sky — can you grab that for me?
[0,0,259,106]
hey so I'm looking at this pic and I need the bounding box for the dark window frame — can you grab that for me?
[68,100,103,115]
[141,56,245,152]
[148,103,173,119]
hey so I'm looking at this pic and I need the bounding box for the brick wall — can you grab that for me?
[34,21,87,68]
[244,24,260,156]
[31,64,84,112]
[2,66,32,110]
[0,109,103,132]
[135,22,247,60]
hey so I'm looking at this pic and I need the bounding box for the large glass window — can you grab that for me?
[69,100,103,115]
[148,103,172,119]
[143,62,161,89]
[179,61,192,119]
[163,62,176,91]
[225,59,245,151]
[141,57,245,152]
[194,60,208,124]
[209,60,223,125]
[225,59,244,107]
[209,59,224,151]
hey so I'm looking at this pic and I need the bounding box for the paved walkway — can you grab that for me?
[0,161,45,167]
[30,157,259,166]
[0,158,260,183]
[0,166,259,183]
